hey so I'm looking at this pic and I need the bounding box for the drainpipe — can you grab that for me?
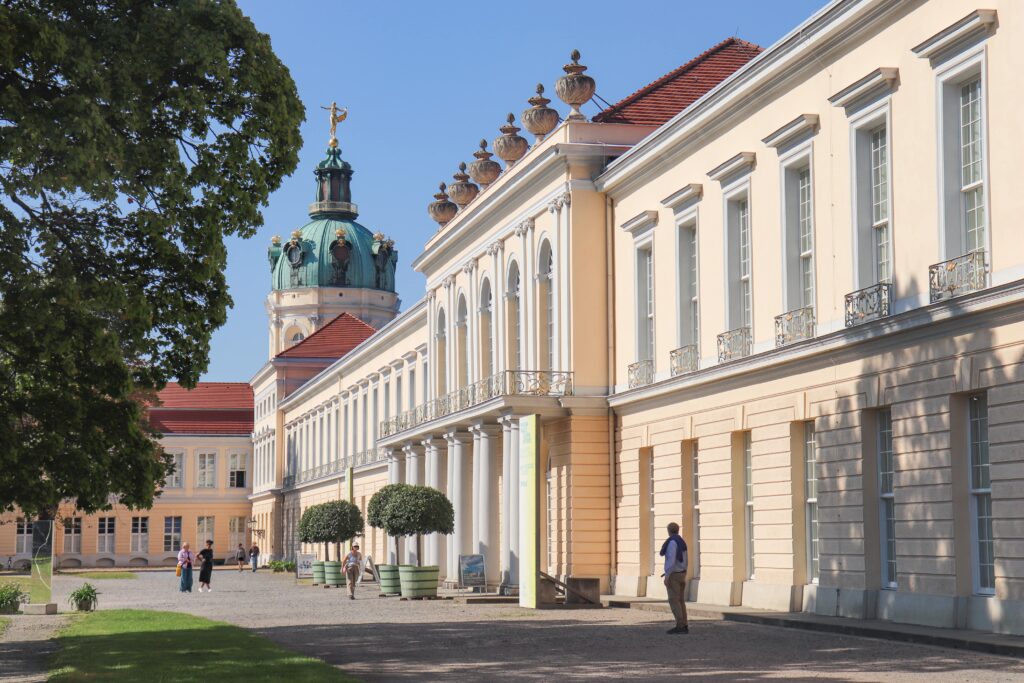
[605,194,617,592]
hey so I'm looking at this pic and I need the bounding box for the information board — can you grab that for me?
[459,554,486,589]
[296,553,316,579]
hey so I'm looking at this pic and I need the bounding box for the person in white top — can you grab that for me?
[660,522,689,634]
[343,543,363,600]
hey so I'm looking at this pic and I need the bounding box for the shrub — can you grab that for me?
[298,500,364,561]
[0,582,28,611]
[68,583,99,611]
[368,484,454,567]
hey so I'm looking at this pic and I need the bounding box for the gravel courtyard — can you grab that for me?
[10,570,1024,682]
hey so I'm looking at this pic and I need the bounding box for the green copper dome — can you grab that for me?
[268,146,397,292]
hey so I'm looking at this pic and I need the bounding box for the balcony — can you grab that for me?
[717,326,752,362]
[845,282,892,327]
[775,306,816,347]
[380,369,574,438]
[670,344,699,376]
[929,249,986,303]
[283,448,387,489]
[627,359,655,388]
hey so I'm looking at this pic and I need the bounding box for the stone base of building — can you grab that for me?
[811,586,878,619]
[742,580,803,612]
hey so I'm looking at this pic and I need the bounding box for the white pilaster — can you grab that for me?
[476,423,502,586]
[446,430,472,583]
[423,436,447,574]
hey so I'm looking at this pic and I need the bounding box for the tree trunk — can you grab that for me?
[324,542,330,562]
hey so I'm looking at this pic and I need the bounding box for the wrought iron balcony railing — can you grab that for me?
[670,344,699,376]
[379,369,574,438]
[627,359,655,388]
[775,306,816,347]
[929,249,986,303]
[845,282,892,327]
[717,326,752,362]
[283,448,387,489]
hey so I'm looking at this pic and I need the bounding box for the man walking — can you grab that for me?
[660,522,689,634]
[249,542,260,572]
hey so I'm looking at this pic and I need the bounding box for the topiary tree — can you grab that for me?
[370,485,454,567]
[298,501,364,561]
[367,483,408,532]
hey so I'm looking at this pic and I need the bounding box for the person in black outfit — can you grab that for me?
[198,540,215,593]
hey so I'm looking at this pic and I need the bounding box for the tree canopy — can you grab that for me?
[299,501,364,561]
[0,0,304,515]
[369,484,454,539]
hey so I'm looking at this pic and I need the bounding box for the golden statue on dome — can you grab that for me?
[321,101,348,147]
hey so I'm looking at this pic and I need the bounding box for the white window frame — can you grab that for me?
[165,451,184,489]
[878,408,897,589]
[228,452,247,489]
[228,515,247,550]
[804,421,819,583]
[676,207,701,350]
[506,261,522,372]
[196,452,217,488]
[16,518,32,554]
[97,516,116,554]
[849,101,894,289]
[479,280,495,378]
[635,239,655,363]
[968,393,994,596]
[63,516,82,553]
[779,143,816,311]
[724,181,753,332]
[935,47,990,261]
[131,516,149,553]
[197,515,215,544]
[691,442,701,579]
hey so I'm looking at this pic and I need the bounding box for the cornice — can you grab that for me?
[660,183,703,212]
[912,9,997,61]
[761,114,819,150]
[707,152,756,182]
[621,210,659,237]
[829,67,899,111]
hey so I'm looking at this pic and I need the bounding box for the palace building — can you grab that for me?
[3,0,1023,637]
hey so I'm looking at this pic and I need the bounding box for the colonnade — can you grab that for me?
[386,416,522,589]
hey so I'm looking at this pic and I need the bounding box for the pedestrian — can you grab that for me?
[235,543,247,572]
[249,542,260,572]
[177,542,195,593]
[197,539,215,592]
[660,521,689,634]
[343,543,363,600]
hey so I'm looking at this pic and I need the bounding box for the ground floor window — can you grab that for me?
[16,519,32,554]
[164,516,182,552]
[229,516,247,550]
[197,516,215,546]
[131,516,149,553]
[63,516,82,553]
[97,516,116,553]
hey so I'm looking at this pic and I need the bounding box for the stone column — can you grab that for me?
[500,417,513,589]
[387,449,406,565]
[403,443,423,565]
[471,427,482,554]
[423,436,447,573]
[476,423,502,587]
[446,430,473,583]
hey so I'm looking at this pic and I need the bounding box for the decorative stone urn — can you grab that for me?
[492,113,529,167]
[467,139,501,187]
[427,182,458,226]
[447,162,479,208]
[521,83,560,143]
[555,49,596,121]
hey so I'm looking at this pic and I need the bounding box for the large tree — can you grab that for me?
[0,0,304,516]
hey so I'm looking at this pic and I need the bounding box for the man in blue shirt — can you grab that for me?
[660,521,689,634]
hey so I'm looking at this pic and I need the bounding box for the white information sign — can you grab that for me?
[296,553,316,579]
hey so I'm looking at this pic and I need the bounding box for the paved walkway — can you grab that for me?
[1,569,1013,681]
[0,613,67,683]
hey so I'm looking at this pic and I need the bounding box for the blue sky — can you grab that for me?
[204,0,828,382]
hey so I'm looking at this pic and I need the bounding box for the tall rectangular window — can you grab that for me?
[163,516,181,552]
[727,194,753,331]
[804,422,819,582]
[878,408,897,588]
[870,126,891,282]
[744,432,755,580]
[960,79,985,253]
[784,163,815,310]
[229,516,247,549]
[636,246,654,362]
[691,443,701,578]
[969,394,994,594]
[63,516,82,553]
[16,519,32,554]
[679,221,699,347]
[165,452,183,488]
[739,200,752,328]
[131,516,149,553]
[97,516,116,553]
[197,516,215,544]
[228,453,247,488]
[395,375,403,414]
[196,453,216,488]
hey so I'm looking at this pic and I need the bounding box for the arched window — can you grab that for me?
[285,328,305,347]
[479,279,494,378]
[538,241,554,370]
[456,294,469,388]
[436,309,447,396]
[507,262,522,371]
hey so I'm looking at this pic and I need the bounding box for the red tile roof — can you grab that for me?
[593,38,763,126]
[275,312,376,360]
[148,382,254,435]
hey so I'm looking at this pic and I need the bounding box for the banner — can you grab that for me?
[518,415,540,608]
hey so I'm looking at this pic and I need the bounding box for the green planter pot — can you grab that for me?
[311,560,325,585]
[399,565,440,598]
[74,599,95,612]
[378,564,402,595]
[324,561,342,587]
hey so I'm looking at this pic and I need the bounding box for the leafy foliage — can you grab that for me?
[298,501,364,559]
[370,485,454,538]
[0,1,304,515]
[367,483,407,530]
[67,582,99,610]
[0,581,29,610]
[268,560,295,574]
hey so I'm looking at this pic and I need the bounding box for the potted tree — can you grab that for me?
[298,504,328,585]
[368,483,408,595]
[299,501,364,587]
[68,583,99,612]
[376,484,454,598]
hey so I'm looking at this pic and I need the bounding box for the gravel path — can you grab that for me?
[0,613,67,683]
[6,570,1023,681]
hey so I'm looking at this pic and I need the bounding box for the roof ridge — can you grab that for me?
[593,37,763,123]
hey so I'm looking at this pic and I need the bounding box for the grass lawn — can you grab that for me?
[50,609,356,682]
[62,571,137,580]
[0,616,10,635]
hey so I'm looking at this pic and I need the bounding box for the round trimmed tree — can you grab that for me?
[298,500,364,561]
[369,485,454,567]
